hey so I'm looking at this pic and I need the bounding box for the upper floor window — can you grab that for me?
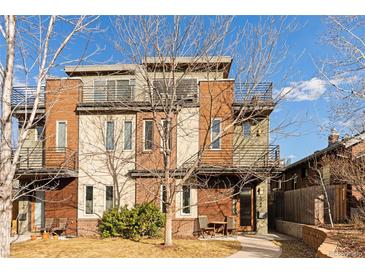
[160,119,171,150]
[181,186,191,215]
[144,120,153,151]
[211,118,221,150]
[56,121,67,151]
[35,126,44,142]
[105,185,114,210]
[94,79,134,102]
[106,121,115,151]
[124,121,133,151]
[243,122,251,138]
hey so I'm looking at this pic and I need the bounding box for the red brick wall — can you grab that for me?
[198,187,233,222]
[44,178,78,235]
[78,219,100,237]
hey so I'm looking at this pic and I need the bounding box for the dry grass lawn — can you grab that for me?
[272,240,316,258]
[11,237,241,258]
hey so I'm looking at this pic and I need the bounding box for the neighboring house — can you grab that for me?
[275,129,365,223]
[11,56,280,236]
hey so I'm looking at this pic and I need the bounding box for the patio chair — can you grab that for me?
[198,215,214,238]
[52,218,68,237]
[226,216,237,237]
[39,218,54,234]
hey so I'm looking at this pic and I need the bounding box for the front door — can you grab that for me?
[238,188,255,232]
[34,191,45,230]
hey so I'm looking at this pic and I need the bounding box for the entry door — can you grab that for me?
[34,191,45,230]
[238,188,255,231]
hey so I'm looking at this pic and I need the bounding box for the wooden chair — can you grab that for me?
[198,215,214,238]
[226,216,237,237]
[39,218,54,234]
[52,218,68,237]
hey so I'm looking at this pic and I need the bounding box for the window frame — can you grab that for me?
[181,185,192,215]
[93,79,107,102]
[105,120,115,151]
[143,119,154,151]
[105,185,114,211]
[56,121,67,152]
[123,120,133,151]
[210,118,222,150]
[85,185,94,215]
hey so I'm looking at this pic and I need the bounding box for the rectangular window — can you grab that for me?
[243,122,251,138]
[85,186,94,214]
[160,185,167,213]
[144,120,153,150]
[56,121,67,151]
[35,126,44,142]
[161,120,171,150]
[107,80,116,101]
[211,119,221,149]
[105,186,113,210]
[116,80,133,100]
[94,80,106,102]
[124,121,133,150]
[106,121,115,151]
[182,186,191,214]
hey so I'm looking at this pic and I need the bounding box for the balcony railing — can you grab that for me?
[197,145,280,169]
[80,85,135,104]
[17,147,77,171]
[11,86,45,108]
[234,82,273,103]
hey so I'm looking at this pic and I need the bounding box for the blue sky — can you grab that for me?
[9,16,343,163]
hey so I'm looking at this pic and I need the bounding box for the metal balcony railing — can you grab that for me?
[234,82,273,103]
[17,147,77,171]
[80,85,135,104]
[11,86,45,108]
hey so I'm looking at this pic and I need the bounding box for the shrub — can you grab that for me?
[99,203,165,239]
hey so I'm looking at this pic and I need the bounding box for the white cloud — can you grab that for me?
[279,77,327,102]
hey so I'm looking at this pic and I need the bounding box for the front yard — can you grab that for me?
[11,237,241,258]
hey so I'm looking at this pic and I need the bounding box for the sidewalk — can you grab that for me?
[228,233,288,258]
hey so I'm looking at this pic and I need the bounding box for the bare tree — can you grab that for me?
[0,15,100,258]
[320,16,365,133]
[111,16,295,246]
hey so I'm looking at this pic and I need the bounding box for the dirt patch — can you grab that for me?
[273,240,316,258]
[11,237,241,258]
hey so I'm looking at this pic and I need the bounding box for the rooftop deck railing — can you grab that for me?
[17,147,77,171]
[11,86,45,108]
[234,82,273,103]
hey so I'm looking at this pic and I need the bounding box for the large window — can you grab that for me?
[106,121,115,151]
[160,120,171,150]
[124,121,133,150]
[56,121,67,151]
[160,185,167,213]
[243,122,251,138]
[105,186,113,210]
[94,79,133,102]
[144,120,153,150]
[85,186,94,214]
[181,186,191,215]
[211,118,221,149]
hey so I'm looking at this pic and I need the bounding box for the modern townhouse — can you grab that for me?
[11,56,281,237]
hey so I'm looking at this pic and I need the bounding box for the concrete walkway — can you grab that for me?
[228,233,287,258]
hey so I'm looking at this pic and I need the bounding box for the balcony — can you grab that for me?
[11,86,45,115]
[16,147,78,178]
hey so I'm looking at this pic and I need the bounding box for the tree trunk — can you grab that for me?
[0,15,16,258]
[164,205,173,246]
[0,190,12,257]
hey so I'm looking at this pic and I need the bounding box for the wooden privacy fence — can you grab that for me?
[271,185,348,225]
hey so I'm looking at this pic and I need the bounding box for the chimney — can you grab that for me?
[328,128,339,146]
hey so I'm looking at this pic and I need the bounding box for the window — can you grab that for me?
[144,120,153,150]
[106,121,115,151]
[35,126,44,142]
[56,121,67,151]
[124,121,133,150]
[105,186,113,210]
[160,185,167,213]
[211,119,221,149]
[116,80,133,100]
[94,80,106,101]
[85,186,93,214]
[160,120,171,150]
[243,122,251,138]
[182,186,191,214]
[107,80,116,101]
